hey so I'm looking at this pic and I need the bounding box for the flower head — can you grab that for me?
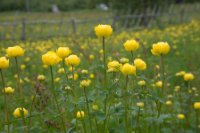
[137,80,146,86]
[42,51,61,66]
[13,107,28,118]
[65,54,80,66]
[107,60,121,72]
[56,47,71,59]
[151,42,170,56]
[194,102,200,109]
[0,57,9,69]
[177,114,185,120]
[183,73,194,81]
[155,81,162,88]
[94,24,113,37]
[134,58,147,70]
[123,40,139,52]
[3,87,14,94]
[6,46,25,57]
[136,102,144,108]
[76,111,85,119]
[80,79,91,88]
[121,63,136,75]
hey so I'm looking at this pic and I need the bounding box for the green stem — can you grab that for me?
[196,110,199,133]
[50,66,66,133]
[14,57,23,101]
[62,60,69,81]
[131,51,134,61]
[160,55,165,95]
[124,75,129,133]
[94,116,99,133]
[1,69,10,133]
[83,87,92,133]
[27,93,36,133]
[102,37,107,88]
[137,107,141,133]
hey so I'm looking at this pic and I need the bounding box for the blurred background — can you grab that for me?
[0,0,200,40]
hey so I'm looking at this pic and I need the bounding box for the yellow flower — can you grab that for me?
[54,77,60,82]
[89,55,95,60]
[155,81,162,88]
[90,74,95,79]
[69,73,79,80]
[58,68,65,74]
[194,102,200,109]
[177,114,185,120]
[175,71,186,76]
[136,102,144,108]
[77,111,85,119]
[20,64,26,70]
[3,87,14,94]
[81,70,88,74]
[107,60,121,72]
[137,80,146,86]
[13,107,28,118]
[121,63,136,75]
[6,46,25,57]
[120,57,129,64]
[80,79,91,88]
[42,51,61,66]
[183,73,194,81]
[0,57,9,69]
[65,54,80,66]
[56,47,71,59]
[151,42,170,56]
[165,100,172,106]
[123,40,139,52]
[94,24,113,37]
[92,104,99,111]
[134,58,147,70]
[37,75,46,81]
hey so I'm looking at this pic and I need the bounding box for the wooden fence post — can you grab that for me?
[21,18,26,40]
[71,18,76,35]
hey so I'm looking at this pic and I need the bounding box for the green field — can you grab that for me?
[0,3,200,133]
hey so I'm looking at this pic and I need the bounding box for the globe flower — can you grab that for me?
[151,42,170,56]
[58,68,65,74]
[137,80,146,86]
[37,75,46,81]
[155,81,162,88]
[0,57,9,69]
[76,111,85,119]
[92,104,99,111]
[13,107,28,118]
[80,79,91,88]
[123,40,139,52]
[175,71,186,76]
[136,102,144,108]
[3,87,14,94]
[65,54,80,66]
[81,69,88,74]
[121,63,136,75]
[56,47,71,59]
[120,57,129,64]
[177,114,185,120]
[107,60,121,72]
[94,24,113,37]
[42,51,61,66]
[194,102,200,109]
[134,58,147,70]
[183,73,194,81]
[6,46,25,57]
[165,100,172,106]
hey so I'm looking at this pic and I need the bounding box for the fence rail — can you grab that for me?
[0,3,200,41]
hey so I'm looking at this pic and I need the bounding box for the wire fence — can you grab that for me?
[0,3,200,41]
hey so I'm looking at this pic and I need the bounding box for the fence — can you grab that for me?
[0,3,200,41]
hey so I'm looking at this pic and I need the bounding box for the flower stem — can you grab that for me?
[62,60,69,81]
[196,110,199,133]
[83,87,92,133]
[14,57,23,101]
[0,69,10,133]
[124,75,129,133]
[27,93,36,133]
[160,55,165,95]
[50,66,66,133]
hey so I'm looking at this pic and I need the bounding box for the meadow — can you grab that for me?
[0,12,200,133]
